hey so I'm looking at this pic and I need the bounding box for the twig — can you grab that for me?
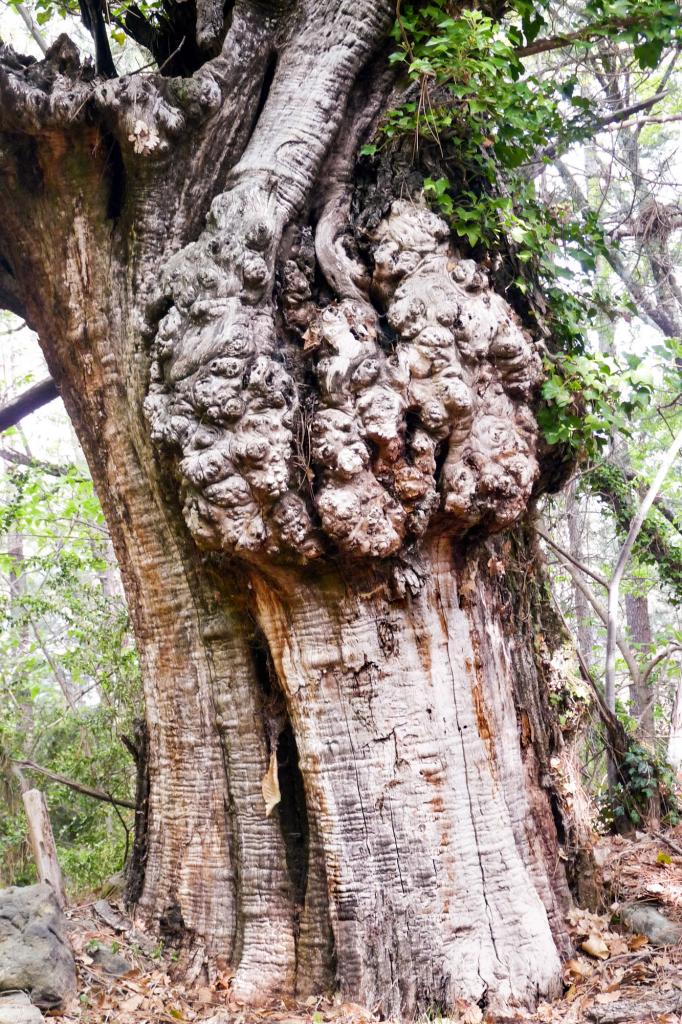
[654,830,682,859]
[537,524,609,588]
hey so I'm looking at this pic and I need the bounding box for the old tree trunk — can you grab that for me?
[0,2,580,1016]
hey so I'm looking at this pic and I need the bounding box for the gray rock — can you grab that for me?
[619,901,682,946]
[0,884,76,1010]
[89,945,132,977]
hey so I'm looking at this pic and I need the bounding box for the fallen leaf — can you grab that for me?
[628,934,650,950]
[581,934,610,960]
[119,994,144,1012]
[262,751,281,817]
[595,992,621,1004]
[565,958,593,979]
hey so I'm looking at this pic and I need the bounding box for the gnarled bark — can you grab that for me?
[0,2,576,1016]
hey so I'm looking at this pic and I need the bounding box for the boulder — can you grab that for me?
[0,884,76,1010]
[0,992,44,1023]
[619,901,682,946]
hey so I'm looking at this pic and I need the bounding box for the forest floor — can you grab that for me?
[51,828,682,1024]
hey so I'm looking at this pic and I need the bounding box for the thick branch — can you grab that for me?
[0,377,59,432]
[515,17,642,58]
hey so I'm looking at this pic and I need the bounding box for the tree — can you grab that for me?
[0,0,679,1017]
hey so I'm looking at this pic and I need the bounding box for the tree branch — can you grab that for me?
[536,524,609,589]
[0,446,74,477]
[515,16,642,58]
[642,644,682,688]
[13,759,135,809]
[13,3,48,55]
[0,377,59,432]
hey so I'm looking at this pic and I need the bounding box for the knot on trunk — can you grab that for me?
[145,195,543,562]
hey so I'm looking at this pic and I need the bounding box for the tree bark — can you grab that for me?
[0,4,579,1016]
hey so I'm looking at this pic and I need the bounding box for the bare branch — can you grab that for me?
[12,3,48,55]
[536,524,609,589]
[0,446,74,477]
[515,17,642,58]
[642,644,682,687]
[541,533,642,687]
[13,759,135,809]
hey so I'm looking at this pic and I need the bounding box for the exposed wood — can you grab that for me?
[0,378,59,433]
[22,788,66,908]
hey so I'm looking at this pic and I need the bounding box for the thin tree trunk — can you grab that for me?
[668,679,682,772]
[625,593,656,744]
[566,481,595,670]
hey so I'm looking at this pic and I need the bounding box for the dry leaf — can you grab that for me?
[607,937,629,956]
[565,984,579,1002]
[581,934,610,959]
[119,994,144,1012]
[595,992,621,1004]
[628,934,650,950]
[262,751,281,816]
[565,958,593,979]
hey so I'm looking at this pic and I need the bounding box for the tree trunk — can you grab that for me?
[624,593,656,745]
[0,4,578,1016]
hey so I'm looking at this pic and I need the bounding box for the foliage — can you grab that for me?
[538,351,655,458]
[588,461,682,603]
[601,741,681,827]
[368,0,681,457]
[0,461,140,893]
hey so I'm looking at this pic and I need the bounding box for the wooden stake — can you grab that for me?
[22,788,66,908]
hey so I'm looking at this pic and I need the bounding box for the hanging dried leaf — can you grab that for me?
[262,751,281,817]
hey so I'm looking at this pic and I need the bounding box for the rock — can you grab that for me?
[89,945,132,976]
[0,884,76,1010]
[0,992,45,1023]
[93,899,130,932]
[619,901,682,946]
